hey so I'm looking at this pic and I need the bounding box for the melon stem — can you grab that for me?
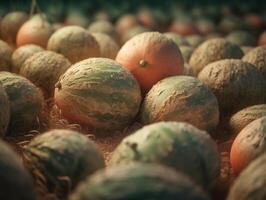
[139,59,148,68]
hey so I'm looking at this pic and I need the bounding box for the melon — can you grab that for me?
[121,25,149,44]
[141,76,219,133]
[179,45,194,63]
[164,32,189,46]
[226,30,256,46]
[20,51,71,98]
[23,129,105,198]
[16,14,54,48]
[230,116,266,175]
[70,163,210,200]
[0,39,13,71]
[242,46,266,78]
[0,85,10,137]
[227,153,266,200]
[0,140,36,200]
[0,11,28,47]
[229,104,266,135]
[169,19,198,36]
[219,16,244,33]
[186,35,205,47]
[258,31,266,46]
[91,33,119,59]
[195,18,216,35]
[88,20,118,41]
[111,122,220,189]
[115,14,139,36]
[0,72,43,135]
[47,26,100,64]
[137,7,158,30]
[189,38,244,75]
[116,32,184,93]
[198,59,266,115]
[11,44,44,73]
[54,58,141,132]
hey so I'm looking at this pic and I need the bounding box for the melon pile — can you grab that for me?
[0,1,265,200]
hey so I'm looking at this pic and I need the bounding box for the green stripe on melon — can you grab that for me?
[54,58,142,132]
[141,76,219,133]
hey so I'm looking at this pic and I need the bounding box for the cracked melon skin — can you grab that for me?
[0,140,36,200]
[141,76,219,133]
[189,38,243,75]
[0,85,10,137]
[11,44,44,73]
[229,104,266,135]
[110,122,220,189]
[0,72,43,135]
[47,26,100,64]
[0,40,13,71]
[54,58,142,132]
[23,129,105,197]
[70,162,210,200]
[20,51,71,98]
[227,153,266,200]
[242,46,266,78]
[198,59,266,115]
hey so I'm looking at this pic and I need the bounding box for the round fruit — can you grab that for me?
[137,7,158,30]
[0,85,10,137]
[169,20,198,36]
[219,16,243,33]
[244,14,264,29]
[47,26,100,64]
[189,38,244,75]
[11,44,44,73]
[54,58,141,131]
[195,18,216,35]
[258,31,266,46]
[70,163,210,200]
[0,39,13,71]
[23,129,105,198]
[198,59,266,114]
[16,15,54,48]
[186,35,205,47]
[230,116,266,175]
[116,32,184,93]
[121,25,149,44]
[111,122,220,189]
[88,20,117,40]
[0,72,43,135]
[226,30,256,46]
[164,32,189,46]
[0,140,36,200]
[227,152,266,200]
[0,11,28,47]
[242,46,266,78]
[20,51,71,98]
[115,14,139,36]
[179,45,194,63]
[141,76,219,132]
[91,33,119,59]
[229,104,266,135]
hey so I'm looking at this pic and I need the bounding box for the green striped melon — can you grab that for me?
[0,85,10,137]
[0,72,43,135]
[141,76,219,133]
[54,58,142,132]
[111,122,220,189]
[23,129,105,198]
[70,163,210,200]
